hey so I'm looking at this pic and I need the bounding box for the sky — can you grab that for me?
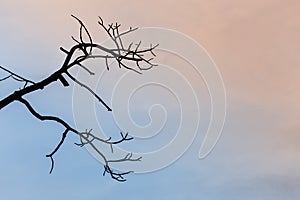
[0,0,300,199]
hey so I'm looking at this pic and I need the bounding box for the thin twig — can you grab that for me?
[65,71,112,111]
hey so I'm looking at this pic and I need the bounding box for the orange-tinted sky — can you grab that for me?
[0,0,299,199]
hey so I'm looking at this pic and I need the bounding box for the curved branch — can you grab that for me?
[17,97,72,129]
[17,97,138,180]
[46,129,69,174]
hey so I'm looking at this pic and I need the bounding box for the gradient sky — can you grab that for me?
[0,0,299,199]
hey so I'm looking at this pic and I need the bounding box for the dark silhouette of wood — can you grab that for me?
[0,15,158,182]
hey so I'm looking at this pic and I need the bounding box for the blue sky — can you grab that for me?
[0,0,300,199]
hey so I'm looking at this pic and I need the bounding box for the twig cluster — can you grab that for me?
[97,17,158,74]
[0,15,158,181]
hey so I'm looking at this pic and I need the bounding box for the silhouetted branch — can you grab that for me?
[76,62,95,75]
[71,14,93,54]
[0,75,11,81]
[65,71,111,111]
[17,97,139,179]
[46,129,69,174]
[103,165,132,182]
[0,15,158,181]
[0,65,35,88]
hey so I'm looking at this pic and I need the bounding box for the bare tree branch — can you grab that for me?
[65,71,112,111]
[46,129,69,174]
[0,65,35,88]
[17,96,140,180]
[0,15,158,181]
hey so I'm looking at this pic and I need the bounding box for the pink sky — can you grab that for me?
[0,0,299,198]
[4,0,297,147]
[2,0,299,107]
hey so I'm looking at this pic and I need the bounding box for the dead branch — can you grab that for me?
[0,65,35,88]
[0,15,158,181]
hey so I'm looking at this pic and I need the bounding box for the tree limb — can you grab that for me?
[0,15,158,181]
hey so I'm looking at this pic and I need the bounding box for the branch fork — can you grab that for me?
[0,15,158,181]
